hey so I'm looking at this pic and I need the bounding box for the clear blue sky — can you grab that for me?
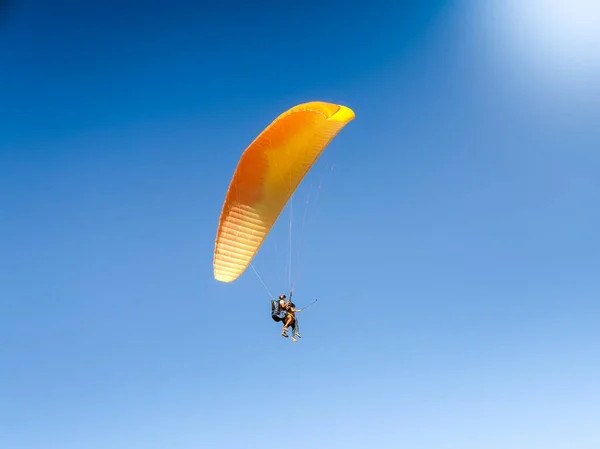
[1,1,599,448]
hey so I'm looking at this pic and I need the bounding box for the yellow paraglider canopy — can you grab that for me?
[213,101,355,283]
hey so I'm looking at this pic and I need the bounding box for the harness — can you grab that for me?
[271,292,293,322]
[271,300,285,322]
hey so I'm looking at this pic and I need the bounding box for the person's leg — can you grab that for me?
[290,319,297,342]
[282,315,292,337]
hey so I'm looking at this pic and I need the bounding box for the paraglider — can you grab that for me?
[212,101,354,342]
[213,101,355,283]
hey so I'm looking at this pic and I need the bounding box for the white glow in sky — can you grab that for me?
[475,0,600,102]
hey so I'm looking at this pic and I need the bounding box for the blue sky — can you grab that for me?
[1,1,599,448]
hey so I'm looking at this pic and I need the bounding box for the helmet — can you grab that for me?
[279,294,286,300]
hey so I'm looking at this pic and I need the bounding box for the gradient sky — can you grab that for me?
[1,1,599,449]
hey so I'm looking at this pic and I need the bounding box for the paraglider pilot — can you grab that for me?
[282,293,303,342]
[271,292,302,342]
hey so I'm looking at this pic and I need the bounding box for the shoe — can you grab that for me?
[295,332,301,338]
[291,336,297,343]
[282,331,288,338]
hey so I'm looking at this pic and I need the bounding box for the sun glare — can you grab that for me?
[476,0,600,101]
